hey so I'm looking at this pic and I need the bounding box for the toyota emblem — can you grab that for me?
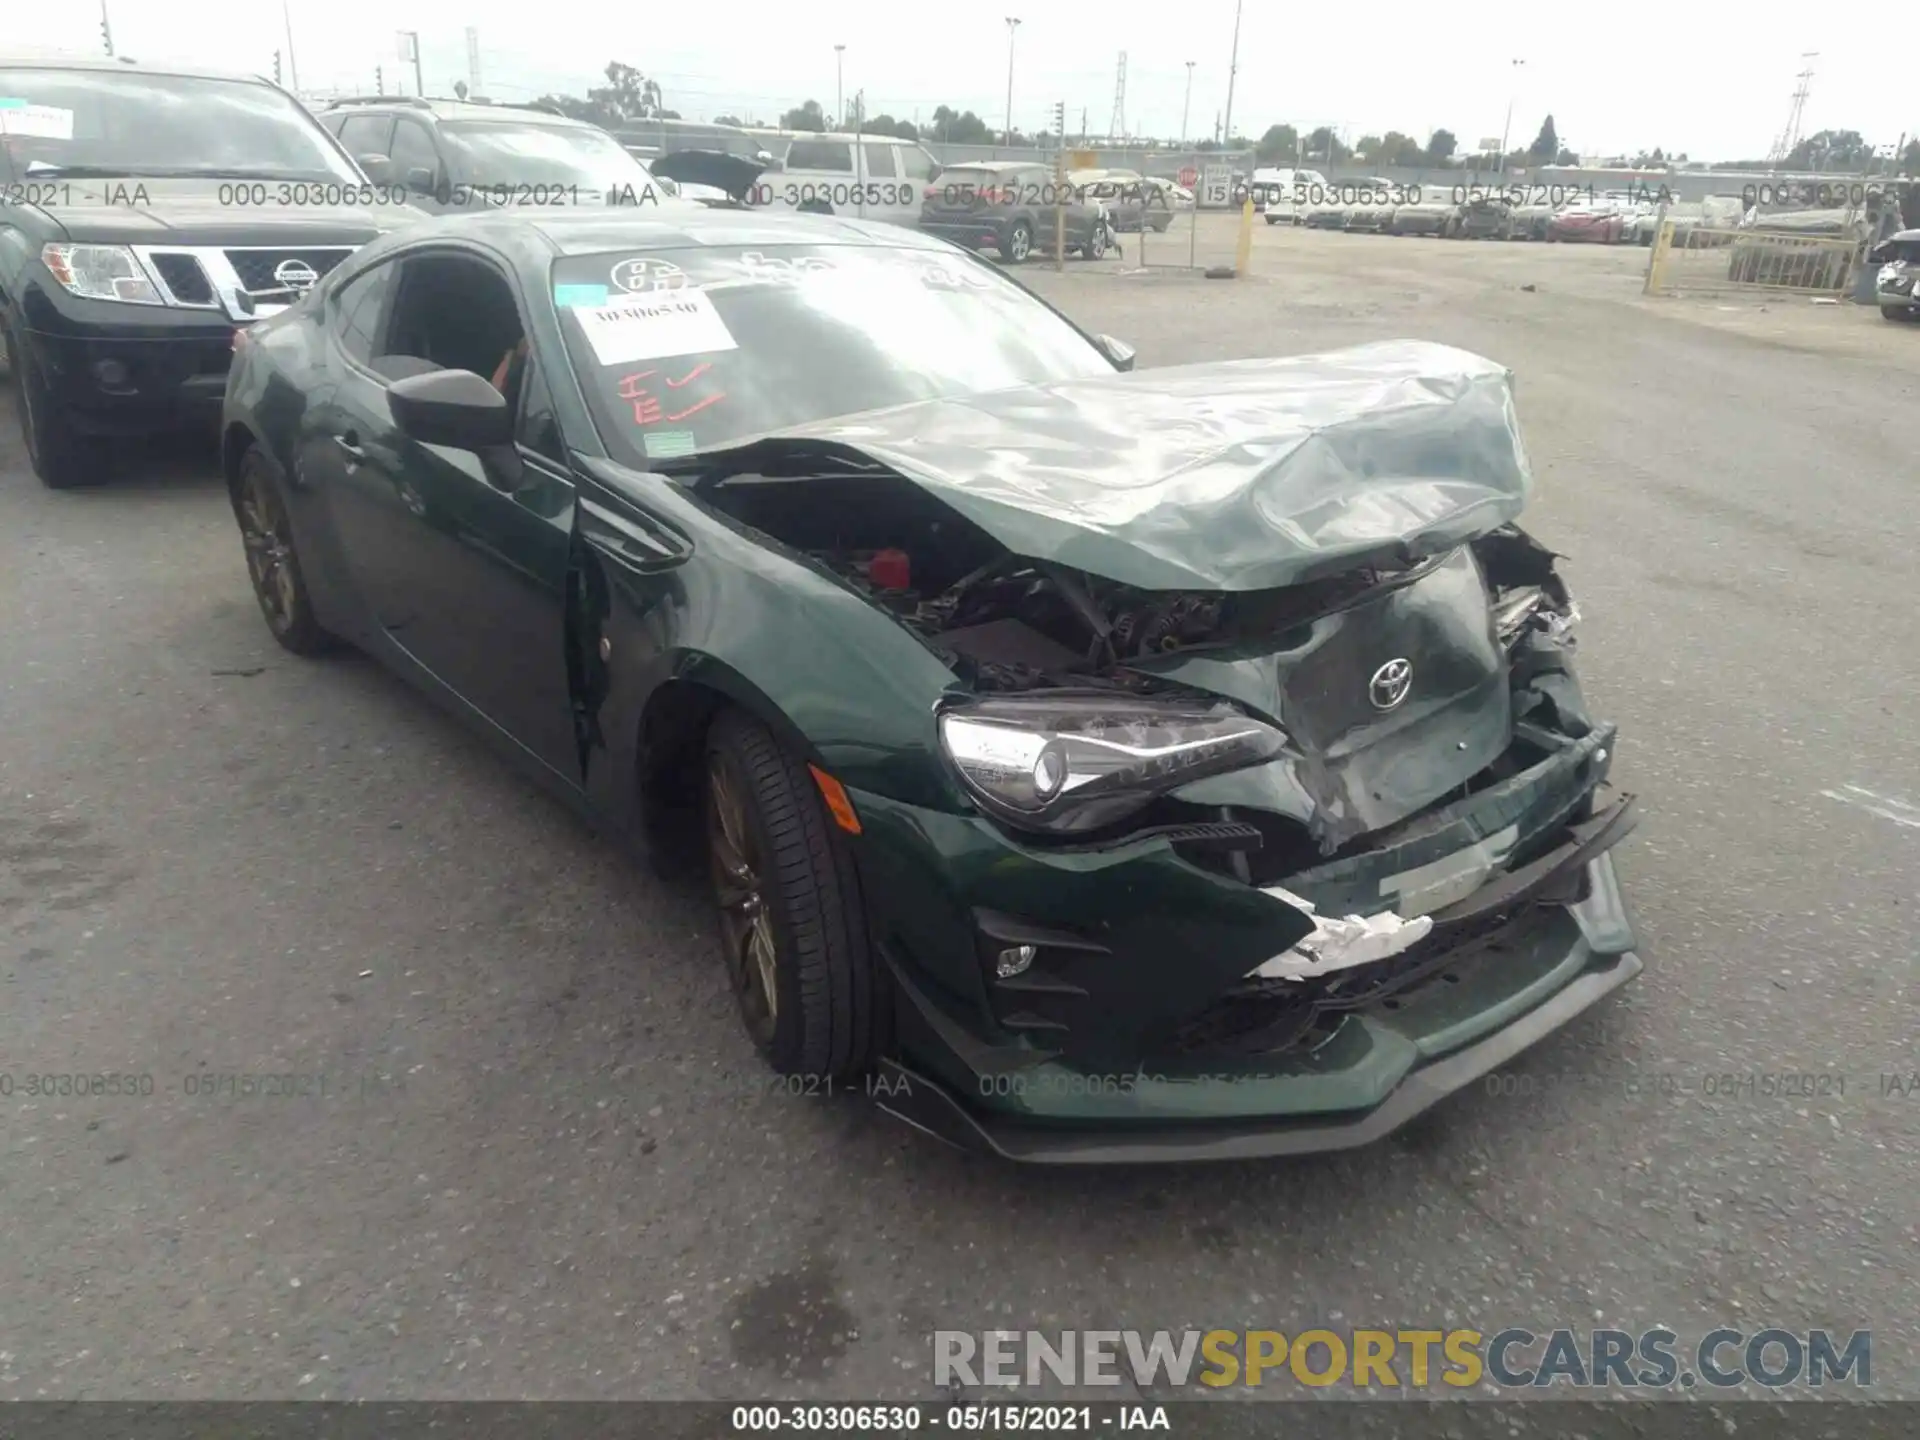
[273,258,320,292]
[1369,658,1413,711]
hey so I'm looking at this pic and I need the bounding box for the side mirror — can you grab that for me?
[1095,334,1136,372]
[357,153,395,184]
[389,369,514,451]
[1868,240,1894,265]
[404,166,437,194]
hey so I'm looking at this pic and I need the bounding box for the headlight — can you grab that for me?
[937,694,1287,836]
[1494,585,1580,647]
[41,244,164,305]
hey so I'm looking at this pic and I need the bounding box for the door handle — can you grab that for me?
[334,432,365,463]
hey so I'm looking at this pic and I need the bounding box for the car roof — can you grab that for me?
[387,205,960,260]
[778,130,918,145]
[0,50,269,84]
[319,97,596,128]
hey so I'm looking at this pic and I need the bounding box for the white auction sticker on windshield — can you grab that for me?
[0,102,75,140]
[610,257,687,293]
[575,289,738,367]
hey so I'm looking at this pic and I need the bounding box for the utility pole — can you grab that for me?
[1766,53,1817,170]
[1003,17,1021,148]
[1109,51,1127,141]
[1221,0,1243,149]
[1496,58,1525,174]
[273,51,282,85]
[99,0,113,56]
[281,0,300,93]
[375,65,384,95]
[465,26,482,103]
[1181,61,1194,145]
[834,44,845,129]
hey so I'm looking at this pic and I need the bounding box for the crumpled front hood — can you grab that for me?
[767,340,1531,593]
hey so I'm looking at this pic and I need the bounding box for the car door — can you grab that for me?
[317,244,581,784]
[334,112,396,176]
[859,140,907,225]
[388,116,447,213]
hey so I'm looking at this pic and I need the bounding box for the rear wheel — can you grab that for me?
[703,708,882,1080]
[235,444,335,655]
[1002,219,1033,263]
[1082,223,1107,260]
[8,323,113,489]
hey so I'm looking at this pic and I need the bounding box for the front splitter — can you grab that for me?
[871,947,1642,1165]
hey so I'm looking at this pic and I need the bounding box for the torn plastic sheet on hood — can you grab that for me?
[750,340,1533,593]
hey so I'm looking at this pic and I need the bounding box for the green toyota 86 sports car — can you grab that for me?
[219,205,1641,1164]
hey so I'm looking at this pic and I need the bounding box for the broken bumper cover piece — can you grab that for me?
[875,927,1640,1164]
[844,745,1641,1163]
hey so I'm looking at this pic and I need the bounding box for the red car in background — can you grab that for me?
[1548,200,1627,243]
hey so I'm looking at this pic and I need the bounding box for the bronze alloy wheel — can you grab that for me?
[239,464,299,636]
[234,447,332,654]
[706,745,780,1045]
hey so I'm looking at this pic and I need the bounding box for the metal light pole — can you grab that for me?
[1182,61,1194,144]
[99,0,114,56]
[1496,58,1525,174]
[1003,17,1021,148]
[1221,0,1243,148]
[834,45,845,129]
[281,0,301,93]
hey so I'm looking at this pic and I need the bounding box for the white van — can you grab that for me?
[745,130,943,227]
[1254,167,1331,225]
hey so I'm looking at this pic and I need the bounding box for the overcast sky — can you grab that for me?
[9,1,1906,162]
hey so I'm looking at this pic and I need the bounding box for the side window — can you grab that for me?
[517,358,565,462]
[785,139,853,173]
[337,113,395,156]
[900,146,937,182]
[861,143,899,181]
[384,252,526,388]
[332,262,398,367]
[388,120,440,183]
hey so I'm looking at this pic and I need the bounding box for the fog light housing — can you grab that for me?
[995,944,1037,978]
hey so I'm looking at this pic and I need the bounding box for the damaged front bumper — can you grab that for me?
[846,724,1641,1163]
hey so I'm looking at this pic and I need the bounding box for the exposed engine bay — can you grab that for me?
[699,468,1580,695]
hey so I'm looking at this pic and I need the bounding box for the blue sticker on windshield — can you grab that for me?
[0,99,25,109]
[555,283,610,308]
[643,431,698,458]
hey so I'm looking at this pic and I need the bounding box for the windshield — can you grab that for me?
[438,120,659,197]
[553,244,1116,465]
[0,67,360,184]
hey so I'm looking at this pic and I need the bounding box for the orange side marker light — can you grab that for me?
[808,765,863,835]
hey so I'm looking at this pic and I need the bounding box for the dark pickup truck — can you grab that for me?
[1,54,426,487]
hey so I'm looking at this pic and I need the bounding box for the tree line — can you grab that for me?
[532,66,1920,175]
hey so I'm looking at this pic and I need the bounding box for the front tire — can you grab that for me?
[1880,304,1913,321]
[704,709,881,1080]
[234,443,335,655]
[1001,219,1033,264]
[7,324,113,489]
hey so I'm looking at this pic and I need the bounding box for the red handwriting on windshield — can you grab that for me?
[617,363,726,427]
